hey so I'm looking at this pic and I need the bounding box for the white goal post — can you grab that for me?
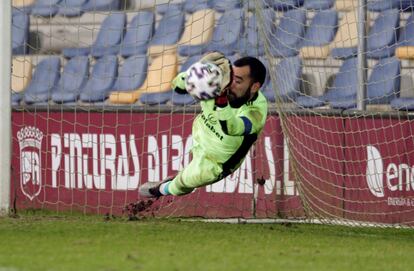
[0,0,12,216]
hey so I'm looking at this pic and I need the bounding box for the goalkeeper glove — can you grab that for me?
[200,52,232,93]
[171,72,188,94]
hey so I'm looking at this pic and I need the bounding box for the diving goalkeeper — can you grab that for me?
[139,52,268,198]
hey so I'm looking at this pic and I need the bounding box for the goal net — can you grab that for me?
[9,0,414,227]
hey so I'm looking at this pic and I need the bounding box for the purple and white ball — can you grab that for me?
[185,61,223,100]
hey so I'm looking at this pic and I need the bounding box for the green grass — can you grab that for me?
[0,212,413,271]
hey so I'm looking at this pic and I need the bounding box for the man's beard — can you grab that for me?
[228,85,252,108]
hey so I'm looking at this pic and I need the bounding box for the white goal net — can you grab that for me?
[9,0,414,226]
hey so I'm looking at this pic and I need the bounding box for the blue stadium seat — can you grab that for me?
[271,0,304,10]
[12,92,23,106]
[367,9,400,59]
[79,55,118,103]
[24,57,61,104]
[268,9,306,57]
[399,0,414,11]
[63,13,126,58]
[184,0,210,13]
[156,3,183,14]
[210,0,242,12]
[298,58,399,109]
[81,0,120,12]
[397,13,414,47]
[300,10,338,48]
[367,0,414,11]
[149,8,185,49]
[331,9,400,59]
[296,57,358,108]
[119,11,154,57]
[12,9,29,55]
[58,0,88,17]
[239,9,275,57]
[366,57,400,104]
[391,97,414,110]
[31,0,61,17]
[51,56,89,103]
[179,9,244,56]
[113,55,147,92]
[206,9,244,55]
[324,57,401,109]
[367,0,396,11]
[303,0,335,9]
[262,56,302,102]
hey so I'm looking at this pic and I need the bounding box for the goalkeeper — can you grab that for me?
[139,52,268,198]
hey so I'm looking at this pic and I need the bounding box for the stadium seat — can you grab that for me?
[366,57,401,104]
[184,0,210,13]
[301,57,399,109]
[210,0,242,12]
[12,56,33,94]
[331,8,399,60]
[367,0,414,11]
[399,0,414,11]
[63,13,126,58]
[31,0,61,17]
[156,3,183,14]
[366,9,400,59]
[205,9,245,55]
[81,0,120,12]
[148,8,185,56]
[335,0,358,11]
[109,54,177,104]
[299,10,338,59]
[330,9,359,59]
[24,56,61,104]
[118,11,155,57]
[270,0,304,10]
[58,0,88,17]
[51,56,89,103]
[12,92,23,106]
[79,55,118,103]
[296,57,358,108]
[12,9,29,55]
[395,13,414,59]
[367,0,396,11]
[177,9,215,57]
[303,0,335,10]
[320,57,401,109]
[390,97,414,110]
[239,9,275,57]
[12,0,35,13]
[262,56,302,102]
[112,55,148,92]
[268,9,306,57]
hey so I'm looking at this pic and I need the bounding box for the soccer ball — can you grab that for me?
[185,61,223,100]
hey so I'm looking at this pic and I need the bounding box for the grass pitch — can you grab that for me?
[0,211,413,271]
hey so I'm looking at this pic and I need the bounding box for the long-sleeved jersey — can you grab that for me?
[191,91,268,176]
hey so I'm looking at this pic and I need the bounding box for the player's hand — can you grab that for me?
[171,72,188,94]
[200,52,232,93]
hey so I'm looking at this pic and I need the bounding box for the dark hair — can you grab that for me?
[233,56,266,86]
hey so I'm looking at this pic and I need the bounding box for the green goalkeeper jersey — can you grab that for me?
[192,91,268,176]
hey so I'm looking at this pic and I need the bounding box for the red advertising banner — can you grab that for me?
[12,111,414,224]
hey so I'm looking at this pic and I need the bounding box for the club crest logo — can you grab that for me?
[17,126,43,200]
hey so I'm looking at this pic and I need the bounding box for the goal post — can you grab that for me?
[0,0,11,216]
